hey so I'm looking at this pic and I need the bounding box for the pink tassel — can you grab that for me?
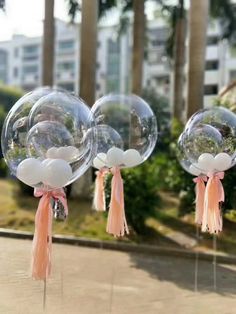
[32,188,68,280]
[193,175,208,225]
[106,167,129,237]
[202,172,224,234]
[93,168,108,211]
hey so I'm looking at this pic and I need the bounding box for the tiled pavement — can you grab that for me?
[0,237,236,314]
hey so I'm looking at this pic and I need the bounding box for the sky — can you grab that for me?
[0,0,69,41]
[0,0,161,42]
[3,0,236,42]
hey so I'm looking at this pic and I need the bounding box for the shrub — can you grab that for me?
[0,84,23,112]
[105,162,161,234]
[0,158,8,177]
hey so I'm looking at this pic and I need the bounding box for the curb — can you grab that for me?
[0,228,236,264]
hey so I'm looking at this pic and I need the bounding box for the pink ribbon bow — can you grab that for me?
[31,188,68,280]
[202,172,224,234]
[193,175,208,225]
[106,167,129,237]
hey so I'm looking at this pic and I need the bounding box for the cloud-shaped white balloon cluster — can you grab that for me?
[93,147,143,169]
[189,152,232,175]
[46,146,79,162]
[16,157,73,188]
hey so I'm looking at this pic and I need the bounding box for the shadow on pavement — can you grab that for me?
[129,252,236,295]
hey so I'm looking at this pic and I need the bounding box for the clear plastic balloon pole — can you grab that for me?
[43,279,47,310]
[213,234,217,290]
[194,225,199,292]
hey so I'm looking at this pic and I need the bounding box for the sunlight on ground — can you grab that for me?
[1,179,236,255]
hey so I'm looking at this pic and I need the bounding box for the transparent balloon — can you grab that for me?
[92,124,124,169]
[177,132,207,176]
[24,91,97,188]
[1,86,54,176]
[183,124,234,173]
[185,106,236,159]
[91,94,157,168]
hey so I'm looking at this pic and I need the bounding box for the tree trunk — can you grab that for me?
[79,0,98,106]
[71,0,98,200]
[172,0,185,122]
[132,0,145,96]
[186,0,209,119]
[42,0,54,86]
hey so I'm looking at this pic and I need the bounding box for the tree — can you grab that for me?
[67,0,146,96]
[42,0,55,86]
[171,0,185,122]
[186,0,209,119]
[132,0,145,95]
[79,0,98,106]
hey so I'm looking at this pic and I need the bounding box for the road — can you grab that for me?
[0,237,235,314]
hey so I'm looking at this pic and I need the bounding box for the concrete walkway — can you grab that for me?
[0,238,236,314]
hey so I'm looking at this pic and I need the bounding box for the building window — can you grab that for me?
[230,70,236,81]
[156,75,169,85]
[205,60,219,70]
[58,83,74,91]
[14,48,19,58]
[23,65,38,74]
[108,39,120,54]
[23,55,38,61]
[58,40,74,50]
[57,61,75,71]
[106,39,120,93]
[207,36,218,46]
[151,39,166,47]
[204,84,218,95]
[13,67,18,78]
[0,50,7,64]
[23,45,38,55]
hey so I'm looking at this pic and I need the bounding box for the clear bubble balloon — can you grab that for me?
[91,94,157,168]
[183,123,234,173]
[185,106,236,159]
[1,86,54,176]
[92,124,124,169]
[26,91,96,188]
[176,132,207,176]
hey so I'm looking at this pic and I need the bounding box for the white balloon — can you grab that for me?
[106,147,124,166]
[66,146,79,160]
[123,149,142,167]
[198,153,214,171]
[57,147,71,161]
[46,147,58,159]
[214,153,232,171]
[93,156,106,169]
[17,158,43,186]
[42,159,73,188]
[97,152,107,163]
[42,158,53,167]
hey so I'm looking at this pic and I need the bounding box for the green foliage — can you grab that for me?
[0,158,8,177]
[142,87,171,152]
[67,0,117,21]
[210,0,236,44]
[105,162,160,234]
[0,85,23,112]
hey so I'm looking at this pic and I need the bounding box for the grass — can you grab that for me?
[1,179,236,255]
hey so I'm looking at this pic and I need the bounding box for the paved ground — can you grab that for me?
[0,238,236,314]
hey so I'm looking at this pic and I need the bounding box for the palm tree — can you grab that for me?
[171,0,185,122]
[42,0,55,86]
[132,0,145,95]
[186,0,209,119]
[79,0,98,106]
